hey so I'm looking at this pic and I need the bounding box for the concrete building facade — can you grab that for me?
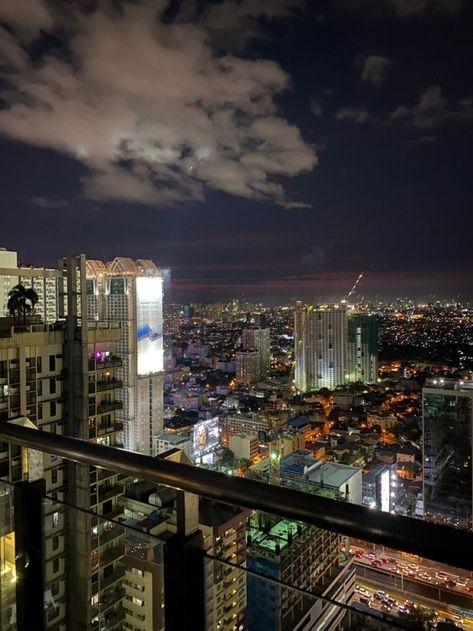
[294,304,348,392]
[86,257,164,455]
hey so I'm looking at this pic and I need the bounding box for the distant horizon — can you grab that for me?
[3,244,472,305]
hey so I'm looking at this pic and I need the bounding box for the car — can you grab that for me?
[467,586,473,593]
[355,550,365,558]
[371,560,382,568]
[360,596,371,606]
[381,557,390,564]
[436,572,449,580]
[373,593,384,601]
[381,602,391,611]
[356,586,366,593]
[398,607,408,616]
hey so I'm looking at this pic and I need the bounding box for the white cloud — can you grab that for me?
[391,85,473,127]
[360,54,393,86]
[335,107,370,124]
[0,0,315,208]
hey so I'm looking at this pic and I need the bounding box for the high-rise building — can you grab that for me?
[347,314,378,384]
[294,303,348,392]
[0,254,125,630]
[246,513,355,631]
[0,247,62,322]
[422,379,473,530]
[242,327,271,379]
[59,255,126,630]
[86,258,164,455]
[235,350,261,385]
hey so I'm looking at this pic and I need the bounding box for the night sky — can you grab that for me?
[1,0,472,302]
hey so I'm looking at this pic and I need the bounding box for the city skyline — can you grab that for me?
[1,0,472,301]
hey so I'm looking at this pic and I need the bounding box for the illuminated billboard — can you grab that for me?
[192,418,220,458]
[380,469,390,513]
[136,277,163,375]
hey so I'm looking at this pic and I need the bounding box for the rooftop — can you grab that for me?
[307,461,360,489]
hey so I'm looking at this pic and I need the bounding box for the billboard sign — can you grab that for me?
[192,418,220,458]
[136,277,163,375]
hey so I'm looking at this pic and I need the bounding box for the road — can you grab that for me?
[348,543,473,629]
[353,582,473,630]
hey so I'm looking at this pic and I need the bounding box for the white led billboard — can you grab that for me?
[136,276,163,375]
[380,469,390,513]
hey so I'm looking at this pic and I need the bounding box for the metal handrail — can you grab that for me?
[1,422,473,571]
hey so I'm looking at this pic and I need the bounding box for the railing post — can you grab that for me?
[163,529,205,631]
[14,478,46,631]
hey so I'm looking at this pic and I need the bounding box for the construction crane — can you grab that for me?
[346,272,364,302]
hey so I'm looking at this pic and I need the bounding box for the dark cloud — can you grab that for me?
[359,54,393,86]
[337,0,463,16]
[310,98,324,116]
[391,86,473,127]
[27,196,70,208]
[335,107,370,124]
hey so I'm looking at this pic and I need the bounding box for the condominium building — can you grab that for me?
[224,414,287,441]
[86,257,164,455]
[0,254,125,630]
[241,327,271,379]
[235,350,261,385]
[0,322,68,629]
[294,303,348,392]
[347,314,378,384]
[120,479,251,631]
[0,247,61,322]
[246,513,355,631]
[200,501,252,631]
[423,379,473,530]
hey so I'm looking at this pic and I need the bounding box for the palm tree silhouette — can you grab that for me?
[7,284,39,323]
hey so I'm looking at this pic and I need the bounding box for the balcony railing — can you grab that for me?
[96,401,123,414]
[1,422,473,631]
[88,356,123,372]
[96,379,123,392]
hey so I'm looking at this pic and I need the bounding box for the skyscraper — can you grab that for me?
[235,350,261,385]
[86,258,164,455]
[242,327,271,379]
[347,314,378,384]
[294,303,348,392]
[1,254,125,630]
[423,379,473,530]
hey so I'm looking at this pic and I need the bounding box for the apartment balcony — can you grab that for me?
[92,524,125,549]
[98,484,123,503]
[96,401,123,415]
[100,544,125,566]
[96,379,123,393]
[102,504,124,521]
[1,422,473,631]
[101,567,126,590]
[89,356,123,372]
